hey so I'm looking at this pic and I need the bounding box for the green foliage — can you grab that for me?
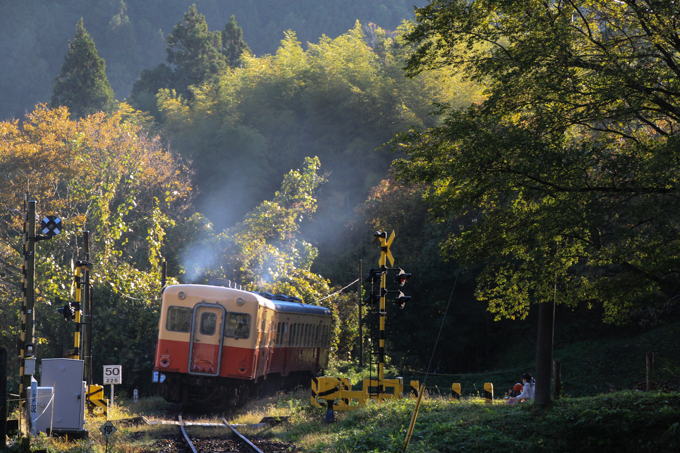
[0,104,193,394]
[165,4,228,97]
[156,21,481,230]
[50,18,115,118]
[222,15,250,67]
[394,0,680,324]
[284,391,680,452]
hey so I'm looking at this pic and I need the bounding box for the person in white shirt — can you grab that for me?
[506,373,535,405]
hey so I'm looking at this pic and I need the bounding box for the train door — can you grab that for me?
[188,302,225,376]
[314,321,322,372]
[256,312,270,378]
[281,319,289,376]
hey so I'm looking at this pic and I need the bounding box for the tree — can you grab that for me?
[394,0,680,403]
[50,18,115,118]
[165,4,227,97]
[222,15,250,67]
[0,104,193,394]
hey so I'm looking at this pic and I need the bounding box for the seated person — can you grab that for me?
[506,373,534,405]
[508,382,523,397]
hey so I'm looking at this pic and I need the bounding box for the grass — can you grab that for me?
[11,385,680,452]
[11,322,680,452]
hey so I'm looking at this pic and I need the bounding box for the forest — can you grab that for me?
[1,0,679,403]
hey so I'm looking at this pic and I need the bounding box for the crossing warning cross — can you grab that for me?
[40,216,62,236]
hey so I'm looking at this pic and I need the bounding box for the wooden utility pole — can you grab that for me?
[1,348,7,451]
[552,360,561,400]
[358,259,363,368]
[83,231,92,386]
[19,197,37,433]
[646,352,654,391]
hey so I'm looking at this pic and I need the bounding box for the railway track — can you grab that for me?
[177,412,295,453]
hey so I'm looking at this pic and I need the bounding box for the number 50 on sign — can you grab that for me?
[103,365,122,384]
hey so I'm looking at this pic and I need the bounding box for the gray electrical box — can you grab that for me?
[40,358,86,434]
[31,380,54,435]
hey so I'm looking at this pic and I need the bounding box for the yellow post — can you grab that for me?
[72,266,82,359]
[403,383,426,452]
[410,380,420,399]
[375,230,394,401]
[484,383,494,405]
[451,383,461,401]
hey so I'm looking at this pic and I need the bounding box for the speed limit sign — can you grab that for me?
[103,365,122,384]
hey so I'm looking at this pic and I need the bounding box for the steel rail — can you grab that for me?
[222,416,265,453]
[178,412,199,453]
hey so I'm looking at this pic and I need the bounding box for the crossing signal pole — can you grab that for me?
[364,231,412,401]
[19,195,61,433]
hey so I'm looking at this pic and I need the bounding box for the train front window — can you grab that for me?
[199,312,217,335]
[225,313,251,339]
[166,306,192,332]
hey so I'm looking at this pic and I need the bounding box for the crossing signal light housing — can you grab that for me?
[364,292,380,307]
[395,291,411,309]
[365,268,385,284]
[56,300,78,321]
[57,303,74,321]
[372,231,387,244]
[395,268,411,286]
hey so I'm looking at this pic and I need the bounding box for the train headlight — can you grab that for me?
[160,356,171,367]
[237,298,244,305]
[178,291,186,300]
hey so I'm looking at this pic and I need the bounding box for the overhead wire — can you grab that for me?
[316,278,360,303]
[422,269,460,386]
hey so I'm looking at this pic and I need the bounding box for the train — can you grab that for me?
[154,284,332,408]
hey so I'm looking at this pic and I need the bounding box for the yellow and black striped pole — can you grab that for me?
[484,383,494,405]
[375,230,394,401]
[71,265,83,359]
[19,196,36,433]
[451,383,461,401]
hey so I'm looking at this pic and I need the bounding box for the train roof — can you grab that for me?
[269,300,331,316]
[164,284,331,316]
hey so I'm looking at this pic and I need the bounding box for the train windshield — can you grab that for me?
[166,306,191,332]
[224,313,251,339]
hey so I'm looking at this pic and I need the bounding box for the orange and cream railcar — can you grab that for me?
[154,284,332,407]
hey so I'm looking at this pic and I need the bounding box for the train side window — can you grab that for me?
[199,312,217,335]
[225,313,251,339]
[305,324,310,346]
[166,306,192,332]
[315,325,320,346]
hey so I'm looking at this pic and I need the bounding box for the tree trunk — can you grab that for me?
[534,302,554,405]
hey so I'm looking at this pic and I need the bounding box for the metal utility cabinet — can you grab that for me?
[40,358,86,434]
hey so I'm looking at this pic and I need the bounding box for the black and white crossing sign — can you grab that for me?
[103,365,122,384]
[100,420,117,438]
[40,216,62,236]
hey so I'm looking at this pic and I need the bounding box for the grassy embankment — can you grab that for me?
[19,389,680,453]
[13,322,680,452]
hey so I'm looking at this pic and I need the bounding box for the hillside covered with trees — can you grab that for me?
[1,0,679,405]
[0,0,427,120]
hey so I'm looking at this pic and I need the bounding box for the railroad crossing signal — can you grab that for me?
[395,268,411,286]
[39,216,62,237]
[373,230,395,267]
[56,300,77,320]
[395,291,411,309]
